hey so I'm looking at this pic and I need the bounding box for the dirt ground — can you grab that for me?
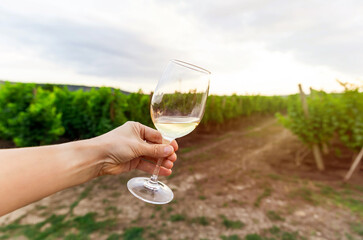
[1,117,362,240]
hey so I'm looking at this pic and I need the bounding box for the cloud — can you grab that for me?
[0,10,173,81]
[0,0,361,94]
[181,0,363,75]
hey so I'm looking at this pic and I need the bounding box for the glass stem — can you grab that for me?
[150,158,164,182]
[144,137,173,191]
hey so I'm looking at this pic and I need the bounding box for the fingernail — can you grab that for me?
[164,146,173,154]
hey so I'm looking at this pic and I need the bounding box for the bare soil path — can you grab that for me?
[1,117,362,240]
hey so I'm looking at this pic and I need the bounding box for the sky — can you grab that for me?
[0,0,362,95]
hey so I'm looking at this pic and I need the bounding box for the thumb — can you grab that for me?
[139,142,174,158]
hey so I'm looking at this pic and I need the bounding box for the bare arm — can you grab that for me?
[0,122,178,216]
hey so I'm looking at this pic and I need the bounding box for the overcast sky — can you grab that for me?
[0,0,362,95]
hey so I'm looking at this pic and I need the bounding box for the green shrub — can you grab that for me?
[0,86,64,146]
[54,87,121,139]
[0,82,35,140]
[125,91,152,127]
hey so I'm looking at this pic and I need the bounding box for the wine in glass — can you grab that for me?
[127,59,210,204]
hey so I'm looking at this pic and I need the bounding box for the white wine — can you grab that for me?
[154,116,200,140]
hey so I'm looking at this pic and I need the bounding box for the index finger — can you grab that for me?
[140,123,178,151]
[140,125,163,144]
[170,140,178,152]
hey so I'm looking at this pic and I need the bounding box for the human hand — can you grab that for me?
[92,121,178,177]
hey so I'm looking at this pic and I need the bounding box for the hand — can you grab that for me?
[93,121,178,176]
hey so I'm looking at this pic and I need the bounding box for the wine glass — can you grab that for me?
[127,59,211,204]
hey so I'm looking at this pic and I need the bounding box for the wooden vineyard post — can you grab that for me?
[298,84,325,171]
[344,147,363,181]
[299,84,309,116]
[321,143,329,155]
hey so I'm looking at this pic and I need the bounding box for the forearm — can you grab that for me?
[0,139,104,216]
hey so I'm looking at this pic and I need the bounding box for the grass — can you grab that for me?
[288,187,316,204]
[191,216,210,226]
[266,210,285,221]
[69,185,94,214]
[167,171,177,179]
[269,225,280,235]
[345,233,355,240]
[338,198,363,217]
[73,213,114,234]
[119,176,129,184]
[315,184,363,217]
[267,173,297,183]
[343,183,363,193]
[170,214,186,222]
[199,195,207,200]
[281,232,301,240]
[122,227,144,240]
[179,146,195,154]
[245,234,263,240]
[254,187,272,207]
[105,206,119,215]
[220,235,241,240]
[111,192,121,198]
[35,205,47,210]
[243,226,306,240]
[154,205,162,211]
[147,231,158,239]
[317,184,340,197]
[350,222,363,236]
[170,199,179,204]
[287,182,363,218]
[100,184,110,190]
[107,233,122,240]
[0,212,116,240]
[220,215,245,229]
[0,234,10,240]
[0,183,115,240]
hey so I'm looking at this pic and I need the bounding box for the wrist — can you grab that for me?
[66,138,106,183]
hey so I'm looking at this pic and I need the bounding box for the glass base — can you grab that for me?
[127,177,174,204]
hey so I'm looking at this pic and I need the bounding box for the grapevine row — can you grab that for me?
[0,82,287,147]
[277,85,363,168]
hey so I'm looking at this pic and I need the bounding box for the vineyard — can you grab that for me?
[0,82,288,147]
[0,81,362,240]
[1,81,362,174]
